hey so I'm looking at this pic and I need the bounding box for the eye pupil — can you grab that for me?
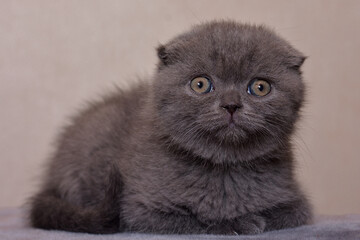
[197,81,203,89]
[258,84,264,91]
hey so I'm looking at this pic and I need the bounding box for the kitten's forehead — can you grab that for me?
[191,22,295,59]
[167,21,303,82]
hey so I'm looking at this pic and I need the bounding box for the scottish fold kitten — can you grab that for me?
[29,21,312,235]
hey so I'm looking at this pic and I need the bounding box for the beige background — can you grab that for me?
[1,0,359,215]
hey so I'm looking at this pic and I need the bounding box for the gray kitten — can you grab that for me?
[29,21,312,235]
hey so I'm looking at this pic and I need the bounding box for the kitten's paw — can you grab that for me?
[232,214,266,235]
[206,222,237,235]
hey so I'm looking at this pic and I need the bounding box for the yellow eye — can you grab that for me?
[190,77,213,94]
[248,79,271,97]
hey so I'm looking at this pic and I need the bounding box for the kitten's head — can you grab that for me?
[152,21,305,164]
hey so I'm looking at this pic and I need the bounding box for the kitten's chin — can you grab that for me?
[214,122,249,144]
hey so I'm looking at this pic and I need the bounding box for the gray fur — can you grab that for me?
[29,20,312,235]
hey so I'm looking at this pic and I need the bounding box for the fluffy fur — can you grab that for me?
[29,21,312,235]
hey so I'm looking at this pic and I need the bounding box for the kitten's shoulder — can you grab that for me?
[60,80,150,140]
[43,80,150,204]
[48,80,150,174]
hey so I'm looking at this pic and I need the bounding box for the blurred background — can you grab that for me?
[1,0,359,215]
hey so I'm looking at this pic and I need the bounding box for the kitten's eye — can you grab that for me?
[190,77,213,94]
[248,79,271,97]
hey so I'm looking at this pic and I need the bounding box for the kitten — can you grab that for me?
[29,20,312,235]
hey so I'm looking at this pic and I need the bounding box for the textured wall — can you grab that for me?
[1,0,359,215]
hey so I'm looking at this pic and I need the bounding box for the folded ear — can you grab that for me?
[157,45,171,66]
[287,54,307,73]
[156,42,182,67]
[292,55,307,70]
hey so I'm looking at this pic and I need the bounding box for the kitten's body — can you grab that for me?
[29,21,312,234]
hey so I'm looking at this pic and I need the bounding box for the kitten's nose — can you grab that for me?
[222,104,241,115]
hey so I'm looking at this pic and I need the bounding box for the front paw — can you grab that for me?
[206,222,237,235]
[232,214,266,235]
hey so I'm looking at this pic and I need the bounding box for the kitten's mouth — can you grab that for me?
[227,114,238,128]
[228,117,236,128]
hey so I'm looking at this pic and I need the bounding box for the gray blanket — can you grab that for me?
[1,208,359,240]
